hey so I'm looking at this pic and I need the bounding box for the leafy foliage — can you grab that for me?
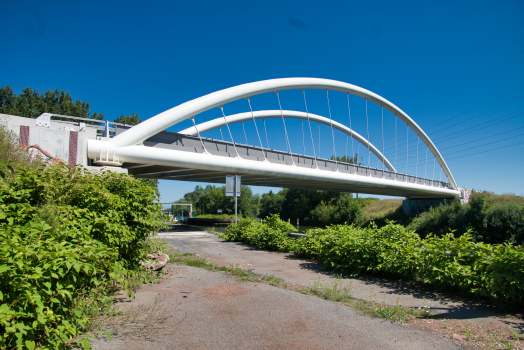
[0,121,39,169]
[114,113,142,125]
[221,216,524,305]
[0,163,165,349]
[0,86,104,121]
[407,193,524,244]
[219,214,295,251]
[266,188,370,226]
[176,184,260,218]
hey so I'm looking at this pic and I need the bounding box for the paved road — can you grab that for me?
[161,227,504,319]
[90,226,472,349]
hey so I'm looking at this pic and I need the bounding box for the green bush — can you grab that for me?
[485,203,524,244]
[220,214,295,252]
[221,216,524,305]
[195,214,236,219]
[407,194,524,244]
[0,163,165,349]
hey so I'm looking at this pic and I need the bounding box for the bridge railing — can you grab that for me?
[121,124,452,190]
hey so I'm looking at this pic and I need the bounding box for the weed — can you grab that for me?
[262,275,282,286]
[144,237,178,260]
[511,328,523,340]
[352,294,412,323]
[93,295,178,342]
[309,278,353,303]
[410,297,432,318]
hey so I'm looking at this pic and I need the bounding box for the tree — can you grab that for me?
[179,184,260,218]
[0,86,104,120]
[259,190,286,219]
[331,154,360,164]
[114,113,142,125]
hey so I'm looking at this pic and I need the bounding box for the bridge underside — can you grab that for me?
[126,163,452,198]
[116,128,457,198]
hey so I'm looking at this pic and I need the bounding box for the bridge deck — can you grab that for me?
[118,128,454,198]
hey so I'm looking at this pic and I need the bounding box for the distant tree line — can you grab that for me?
[174,185,260,218]
[0,85,141,127]
[407,192,524,245]
[0,85,104,120]
[177,185,375,226]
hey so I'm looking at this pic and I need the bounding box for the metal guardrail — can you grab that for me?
[35,113,129,137]
[132,128,453,190]
[288,232,307,239]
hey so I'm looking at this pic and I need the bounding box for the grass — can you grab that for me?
[89,294,177,343]
[308,277,353,303]
[474,191,524,207]
[168,248,426,323]
[361,199,406,227]
[113,238,524,349]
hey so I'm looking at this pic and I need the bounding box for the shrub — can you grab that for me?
[407,194,524,244]
[485,203,524,244]
[0,120,38,169]
[220,214,295,251]
[0,163,165,349]
[220,216,524,305]
[195,214,236,219]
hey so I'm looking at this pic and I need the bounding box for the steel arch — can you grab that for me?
[178,110,397,173]
[89,78,457,190]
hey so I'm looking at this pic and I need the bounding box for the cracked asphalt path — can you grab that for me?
[90,226,469,349]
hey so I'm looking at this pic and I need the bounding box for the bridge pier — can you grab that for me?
[402,198,453,216]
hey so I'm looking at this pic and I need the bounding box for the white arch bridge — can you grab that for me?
[88,78,463,199]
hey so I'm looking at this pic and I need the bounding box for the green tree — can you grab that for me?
[259,190,286,218]
[179,184,260,218]
[0,86,104,120]
[331,154,360,164]
[114,113,142,125]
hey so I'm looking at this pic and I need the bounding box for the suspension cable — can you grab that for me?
[365,99,370,171]
[263,119,270,149]
[394,115,397,171]
[357,143,360,166]
[346,93,355,165]
[246,97,267,161]
[424,146,428,179]
[219,127,224,141]
[326,90,338,170]
[302,120,305,155]
[220,106,240,158]
[405,124,409,175]
[276,91,295,165]
[433,157,436,180]
[345,134,348,163]
[318,122,321,158]
[191,117,208,154]
[241,122,248,145]
[415,137,420,178]
[381,106,385,174]
[302,89,319,169]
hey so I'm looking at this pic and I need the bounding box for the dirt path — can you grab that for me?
[91,226,523,349]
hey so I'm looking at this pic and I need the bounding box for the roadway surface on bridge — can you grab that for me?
[91,226,520,349]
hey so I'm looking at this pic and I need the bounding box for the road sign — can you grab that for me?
[217,209,223,214]
[226,175,240,224]
[225,176,241,197]
[189,212,192,217]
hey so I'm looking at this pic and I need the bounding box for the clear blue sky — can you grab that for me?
[2,0,523,201]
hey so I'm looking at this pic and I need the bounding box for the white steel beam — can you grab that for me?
[89,78,458,191]
[88,141,460,197]
[178,110,396,172]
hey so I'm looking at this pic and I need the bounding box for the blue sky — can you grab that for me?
[1,0,523,201]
